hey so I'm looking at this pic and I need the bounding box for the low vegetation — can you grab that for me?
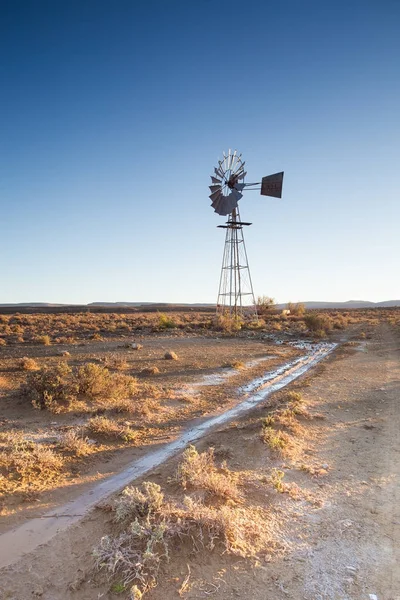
[175,445,241,503]
[23,362,158,414]
[94,447,275,597]
[87,416,138,443]
[262,390,310,454]
[0,431,64,496]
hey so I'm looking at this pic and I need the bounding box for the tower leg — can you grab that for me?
[216,208,258,321]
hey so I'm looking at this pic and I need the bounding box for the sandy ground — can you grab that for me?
[0,335,299,531]
[0,324,399,599]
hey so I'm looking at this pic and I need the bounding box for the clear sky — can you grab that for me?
[1,0,399,304]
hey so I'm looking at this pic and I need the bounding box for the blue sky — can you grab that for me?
[1,0,399,304]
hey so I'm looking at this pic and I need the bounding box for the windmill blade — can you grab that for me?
[231,149,237,170]
[212,196,225,215]
[214,166,225,179]
[215,197,232,216]
[260,171,284,198]
[235,182,245,192]
[211,176,222,184]
[228,148,232,170]
[231,189,243,202]
[237,171,247,180]
[209,185,222,194]
[209,189,223,202]
[218,159,227,176]
[233,160,245,175]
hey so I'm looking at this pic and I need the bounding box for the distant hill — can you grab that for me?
[275,300,400,310]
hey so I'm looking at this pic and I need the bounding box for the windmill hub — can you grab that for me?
[209,149,284,320]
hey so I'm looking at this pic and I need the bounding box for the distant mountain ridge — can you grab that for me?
[0,300,399,309]
[275,300,400,309]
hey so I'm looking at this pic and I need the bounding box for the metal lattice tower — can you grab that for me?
[216,207,257,320]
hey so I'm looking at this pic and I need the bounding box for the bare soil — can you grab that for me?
[0,330,301,531]
[0,319,398,599]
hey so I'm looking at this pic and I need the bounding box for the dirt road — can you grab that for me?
[0,326,399,599]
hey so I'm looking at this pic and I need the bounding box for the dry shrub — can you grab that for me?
[231,360,245,370]
[35,335,51,345]
[19,356,39,371]
[164,351,178,361]
[140,367,160,376]
[287,302,305,316]
[26,362,77,412]
[213,314,242,333]
[102,354,129,371]
[75,363,138,405]
[59,429,92,456]
[94,469,275,597]
[114,482,164,522]
[303,313,332,335]
[157,313,177,329]
[0,338,6,346]
[262,426,291,452]
[24,361,157,414]
[0,432,64,492]
[87,416,137,443]
[256,296,275,315]
[175,445,241,503]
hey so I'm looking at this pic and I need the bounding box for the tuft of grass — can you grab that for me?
[0,432,64,492]
[35,334,51,346]
[263,414,275,427]
[157,313,176,329]
[19,356,39,371]
[114,482,164,522]
[164,351,178,361]
[303,313,332,336]
[175,445,241,503]
[87,416,137,443]
[111,582,126,594]
[213,314,242,333]
[231,360,245,370]
[59,429,92,456]
[140,367,160,376]
[94,471,271,597]
[268,468,286,493]
[287,302,305,316]
[262,426,290,452]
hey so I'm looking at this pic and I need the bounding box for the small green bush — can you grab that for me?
[157,313,176,329]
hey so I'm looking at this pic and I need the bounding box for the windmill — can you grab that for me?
[209,150,284,320]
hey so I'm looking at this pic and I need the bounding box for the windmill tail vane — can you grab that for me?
[209,149,284,320]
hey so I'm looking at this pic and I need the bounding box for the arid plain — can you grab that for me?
[0,307,399,599]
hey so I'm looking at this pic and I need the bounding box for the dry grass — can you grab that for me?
[0,307,398,347]
[213,313,242,333]
[26,362,78,412]
[0,431,64,495]
[35,334,51,346]
[23,361,159,414]
[19,356,40,371]
[94,449,278,597]
[87,416,138,443]
[59,429,92,456]
[164,351,178,361]
[175,445,241,503]
[140,367,160,376]
[262,427,291,452]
